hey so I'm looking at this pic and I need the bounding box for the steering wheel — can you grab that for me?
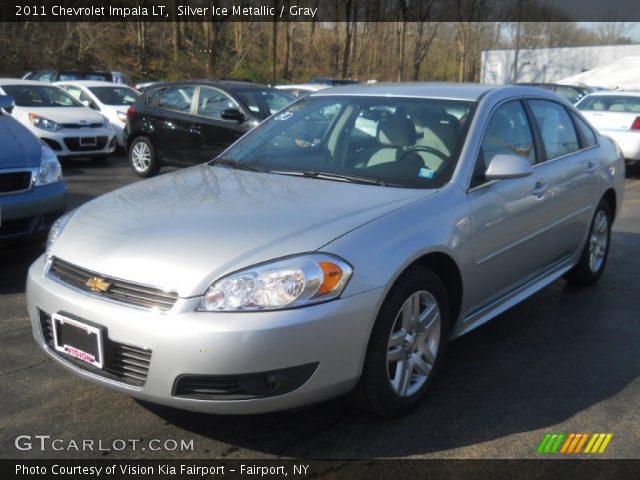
[399,145,449,165]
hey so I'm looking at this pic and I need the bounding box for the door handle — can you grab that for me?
[533,180,548,199]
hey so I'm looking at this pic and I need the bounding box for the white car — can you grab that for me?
[0,79,116,159]
[56,81,140,148]
[275,83,331,97]
[576,91,640,164]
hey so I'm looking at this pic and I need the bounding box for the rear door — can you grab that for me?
[525,99,599,261]
[145,85,197,165]
[189,86,248,164]
[466,100,552,308]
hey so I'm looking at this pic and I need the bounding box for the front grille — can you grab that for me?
[63,136,108,151]
[61,122,103,129]
[0,171,32,193]
[42,138,62,151]
[39,309,151,387]
[48,257,178,312]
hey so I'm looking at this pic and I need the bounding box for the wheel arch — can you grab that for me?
[386,251,464,331]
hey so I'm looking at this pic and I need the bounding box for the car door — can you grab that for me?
[190,86,249,164]
[525,99,599,263]
[465,100,556,308]
[146,85,196,165]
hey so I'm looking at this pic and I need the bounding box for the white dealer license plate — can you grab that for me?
[52,313,104,369]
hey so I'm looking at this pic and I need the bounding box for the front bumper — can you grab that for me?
[37,127,117,158]
[0,181,66,242]
[26,255,381,414]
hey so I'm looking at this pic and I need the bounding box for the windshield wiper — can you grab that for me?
[210,157,264,172]
[270,170,391,186]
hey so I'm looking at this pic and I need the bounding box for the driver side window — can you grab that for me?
[472,101,535,188]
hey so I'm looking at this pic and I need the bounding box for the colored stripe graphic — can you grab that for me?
[584,433,613,454]
[538,433,613,454]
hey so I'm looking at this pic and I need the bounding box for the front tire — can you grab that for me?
[350,267,449,417]
[565,199,612,285]
[129,137,159,177]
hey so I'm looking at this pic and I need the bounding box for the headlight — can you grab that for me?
[29,113,62,131]
[46,210,74,259]
[35,145,63,186]
[117,111,127,123]
[197,254,353,312]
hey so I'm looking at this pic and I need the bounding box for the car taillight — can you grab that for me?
[126,106,136,119]
[631,117,640,130]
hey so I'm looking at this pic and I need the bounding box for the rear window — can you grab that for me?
[233,89,294,119]
[147,86,195,113]
[89,87,139,105]
[577,95,640,113]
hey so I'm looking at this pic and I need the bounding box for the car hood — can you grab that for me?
[0,112,41,168]
[52,165,430,297]
[14,106,105,125]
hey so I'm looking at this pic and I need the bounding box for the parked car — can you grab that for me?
[56,81,140,148]
[24,70,133,86]
[515,82,599,104]
[576,91,640,165]
[124,80,295,177]
[275,83,331,97]
[135,81,158,92]
[0,80,117,160]
[309,77,359,86]
[26,84,624,416]
[0,95,66,244]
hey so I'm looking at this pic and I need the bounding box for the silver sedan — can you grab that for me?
[26,84,625,416]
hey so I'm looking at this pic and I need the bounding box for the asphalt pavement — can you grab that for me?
[1,155,639,459]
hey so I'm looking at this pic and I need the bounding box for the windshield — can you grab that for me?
[89,86,140,105]
[577,95,640,113]
[217,95,474,188]
[233,89,295,119]
[2,85,81,107]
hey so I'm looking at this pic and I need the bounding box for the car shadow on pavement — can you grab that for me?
[626,162,640,179]
[140,232,640,458]
[0,241,44,295]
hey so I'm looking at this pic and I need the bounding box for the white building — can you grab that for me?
[481,44,640,84]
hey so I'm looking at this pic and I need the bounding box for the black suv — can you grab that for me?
[124,80,294,177]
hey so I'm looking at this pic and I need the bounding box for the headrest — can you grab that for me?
[377,114,417,147]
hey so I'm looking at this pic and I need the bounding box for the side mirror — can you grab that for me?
[0,95,15,114]
[81,99,91,107]
[221,108,246,123]
[485,153,533,180]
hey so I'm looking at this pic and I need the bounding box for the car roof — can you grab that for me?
[0,78,57,87]
[309,82,521,101]
[54,80,132,88]
[580,90,640,97]
[275,84,331,91]
[146,80,278,91]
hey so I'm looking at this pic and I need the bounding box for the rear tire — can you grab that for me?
[350,267,449,417]
[129,137,159,177]
[564,199,612,285]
